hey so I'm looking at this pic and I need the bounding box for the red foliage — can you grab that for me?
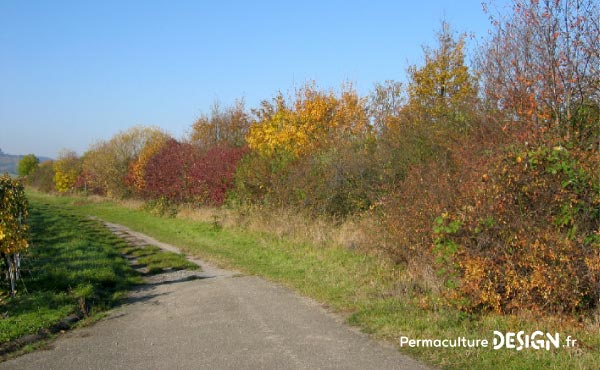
[142,139,247,205]
[188,145,248,205]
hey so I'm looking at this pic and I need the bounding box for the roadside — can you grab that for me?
[1,219,429,369]
[0,199,202,359]
[18,190,600,369]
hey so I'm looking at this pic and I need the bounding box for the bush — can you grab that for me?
[438,145,600,313]
[231,137,382,217]
[142,140,247,206]
[0,175,29,296]
[189,144,248,205]
[26,160,56,193]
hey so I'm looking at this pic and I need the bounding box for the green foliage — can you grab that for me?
[17,154,39,177]
[142,196,178,218]
[432,215,462,291]
[232,136,381,217]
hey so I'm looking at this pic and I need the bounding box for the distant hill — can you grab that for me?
[0,149,52,175]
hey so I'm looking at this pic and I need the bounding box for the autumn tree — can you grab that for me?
[190,99,250,148]
[246,82,370,158]
[479,0,600,145]
[406,21,478,128]
[127,132,171,193]
[17,154,39,177]
[235,83,381,214]
[82,126,169,197]
[53,149,81,192]
[26,160,55,192]
[368,80,405,132]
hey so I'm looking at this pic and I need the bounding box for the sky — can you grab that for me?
[0,0,508,158]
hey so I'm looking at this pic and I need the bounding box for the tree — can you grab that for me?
[26,160,55,192]
[53,149,80,193]
[127,133,171,193]
[479,0,600,144]
[82,126,169,197]
[406,21,478,128]
[368,80,405,132]
[246,82,370,158]
[17,154,39,177]
[190,99,250,148]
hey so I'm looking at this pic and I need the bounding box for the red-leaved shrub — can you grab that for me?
[142,139,247,205]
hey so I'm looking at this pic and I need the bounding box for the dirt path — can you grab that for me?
[0,222,429,370]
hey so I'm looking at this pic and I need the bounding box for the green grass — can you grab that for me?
[23,190,600,369]
[1,196,200,349]
[119,244,198,274]
[0,201,142,345]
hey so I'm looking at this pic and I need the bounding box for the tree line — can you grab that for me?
[21,1,600,315]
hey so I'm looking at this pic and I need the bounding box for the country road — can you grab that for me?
[0,223,429,370]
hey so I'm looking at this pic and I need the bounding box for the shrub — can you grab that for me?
[188,144,248,205]
[27,160,55,193]
[142,140,247,206]
[438,145,600,313]
[142,139,200,202]
[0,175,29,296]
[82,126,169,198]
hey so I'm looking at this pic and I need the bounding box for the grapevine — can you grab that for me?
[0,175,29,296]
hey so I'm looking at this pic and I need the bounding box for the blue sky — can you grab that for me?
[0,1,506,158]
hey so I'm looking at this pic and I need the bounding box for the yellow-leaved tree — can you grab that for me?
[246,83,369,158]
[406,21,478,128]
[128,132,170,193]
[53,149,81,193]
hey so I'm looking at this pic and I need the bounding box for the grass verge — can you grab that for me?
[0,201,141,346]
[25,190,600,369]
[1,195,200,353]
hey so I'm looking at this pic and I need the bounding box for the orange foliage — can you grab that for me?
[437,145,600,313]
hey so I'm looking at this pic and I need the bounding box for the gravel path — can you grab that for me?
[0,222,429,370]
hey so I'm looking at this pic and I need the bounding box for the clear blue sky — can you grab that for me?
[0,0,506,158]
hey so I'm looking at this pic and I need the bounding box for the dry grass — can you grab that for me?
[176,204,375,252]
